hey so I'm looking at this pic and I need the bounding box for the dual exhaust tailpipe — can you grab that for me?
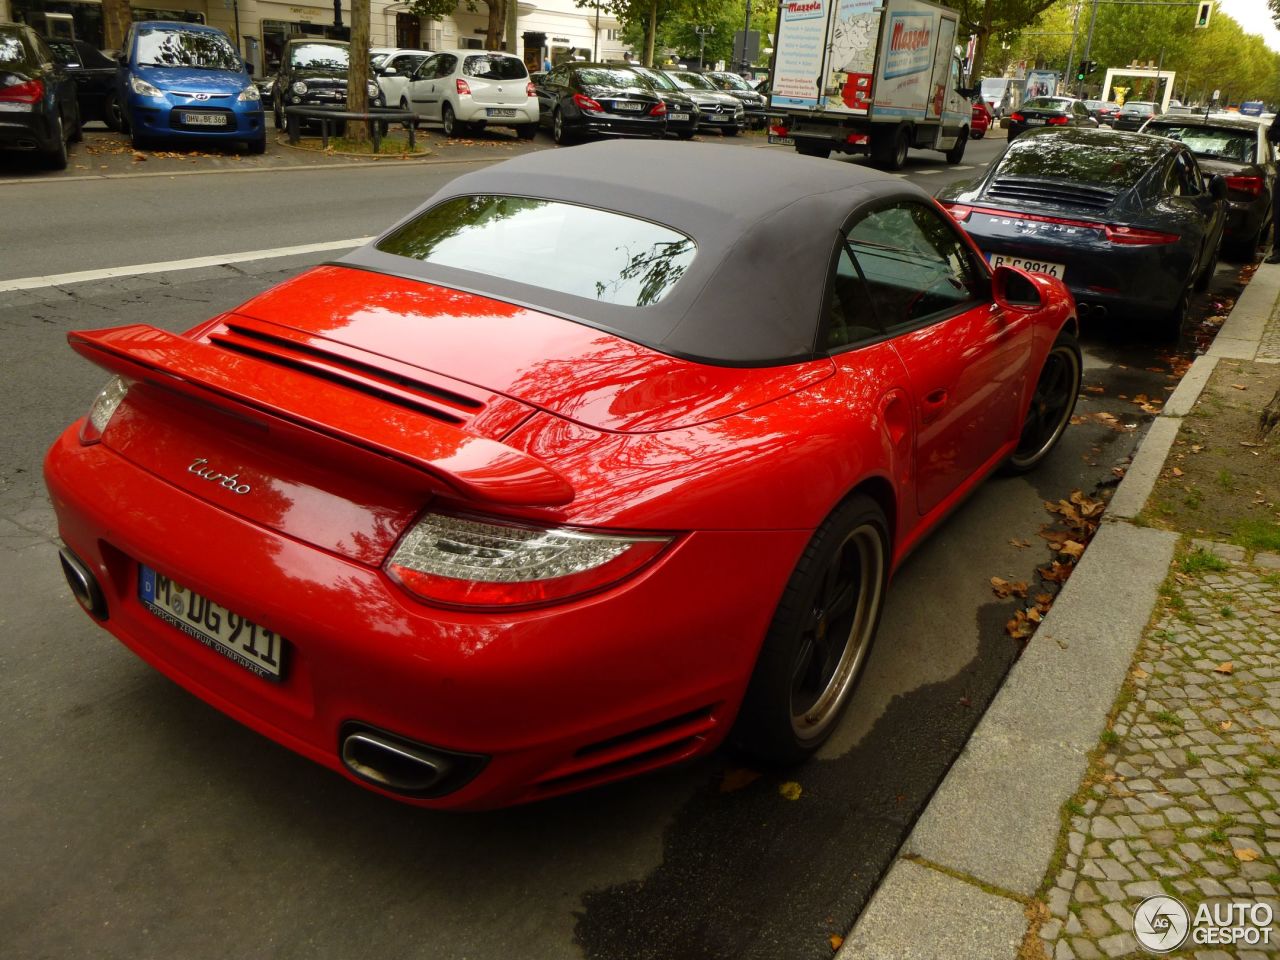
[1077,302,1108,320]
[339,724,487,798]
[59,547,107,620]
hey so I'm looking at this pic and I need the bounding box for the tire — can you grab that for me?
[676,129,696,140]
[944,127,967,164]
[795,140,830,159]
[1227,226,1263,262]
[973,130,985,140]
[131,132,153,150]
[43,114,68,170]
[871,125,909,170]
[515,123,536,140]
[274,95,284,130]
[1193,237,1219,292]
[724,125,739,137]
[400,98,418,130]
[68,101,83,143]
[552,108,576,146]
[104,92,123,132]
[1002,331,1082,474]
[1159,283,1192,342]
[733,494,890,764]
[441,102,458,137]
[247,135,266,154]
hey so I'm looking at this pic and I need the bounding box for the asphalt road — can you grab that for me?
[0,132,1245,959]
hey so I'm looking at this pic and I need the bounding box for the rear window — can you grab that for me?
[996,135,1166,188]
[0,31,29,65]
[1121,102,1154,114]
[1147,124,1256,163]
[376,195,696,308]
[136,27,240,70]
[575,67,646,89]
[463,55,526,80]
[669,72,715,91]
[1023,97,1070,112]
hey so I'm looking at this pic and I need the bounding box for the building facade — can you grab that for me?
[5,0,626,74]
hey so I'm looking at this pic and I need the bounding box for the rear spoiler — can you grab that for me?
[68,325,575,508]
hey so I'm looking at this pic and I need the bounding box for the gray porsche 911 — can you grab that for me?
[936,127,1227,338]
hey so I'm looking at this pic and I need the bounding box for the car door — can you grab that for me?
[538,65,568,124]
[842,201,1034,517]
[381,53,422,107]
[30,31,74,130]
[407,54,440,119]
[1157,150,1221,281]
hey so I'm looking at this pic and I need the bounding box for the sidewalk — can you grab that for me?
[842,261,1280,959]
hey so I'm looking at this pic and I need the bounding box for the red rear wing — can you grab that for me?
[68,325,575,508]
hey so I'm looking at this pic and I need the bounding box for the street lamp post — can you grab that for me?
[695,25,714,70]
[593,1,600,61]
[741,0,752,72]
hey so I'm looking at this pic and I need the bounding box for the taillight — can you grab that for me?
[79,376,131,445]
[942,203,973,222]
[845,132,868,144]
[456,78,471,96]
[386,512,673,609]
[1047,115,1069,125]
[573,92,603,113]
[769,123,789,137]
[1225,175,1263,197]
[1010,112,1025,123]
[1104,224,1178,245]
[649,100,666,116]
[0,78,43,103]
[526,81,536,97]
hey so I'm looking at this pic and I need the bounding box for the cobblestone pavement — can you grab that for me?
[1261,302,1280,362]
[1038,541,1280,959]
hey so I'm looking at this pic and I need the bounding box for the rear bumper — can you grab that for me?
[0,111,58,151]
[44,426,807,809]
[457,101,538,126]
[574,114,666,137]
[1224,198,1267,241]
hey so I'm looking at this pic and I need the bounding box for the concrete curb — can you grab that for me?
[841,260,1280,958]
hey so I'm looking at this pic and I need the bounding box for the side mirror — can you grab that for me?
[381,66,398,76]
[1209,174,1228,201]
[991,264,1046,311]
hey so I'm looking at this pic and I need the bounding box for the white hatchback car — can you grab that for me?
[371,48,432,110]
[402,49,538,138]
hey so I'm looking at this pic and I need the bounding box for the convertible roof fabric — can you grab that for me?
[336,140,930,366]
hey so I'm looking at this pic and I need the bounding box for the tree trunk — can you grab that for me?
[967,0,995,83]
[101,0,132,52]
[346,0,371,144]
[1258,387,1280,442]
[486,0,507,50]
[644,0,657,67]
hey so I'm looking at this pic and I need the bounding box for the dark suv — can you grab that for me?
[0,21,79,168]
[702,70,766,129]
[272,38,381,129]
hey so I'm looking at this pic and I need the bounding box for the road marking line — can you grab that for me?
[0,238,373,293]
[953,164,974,170]
[914,169,942,175]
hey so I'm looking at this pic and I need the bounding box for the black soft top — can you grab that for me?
[337,140,928,365]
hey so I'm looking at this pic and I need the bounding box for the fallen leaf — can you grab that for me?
[1132,667,1150,679]
[1006,610,1035,639]
[1232,384,1247,390]
[1190,445,1203,453]
[1039,561,1072,584]
[829,935,844,951]
[990,576,1012,598]
[779,781,803,801]
[1027,607,1043,622]
[1220,720,1233,731]
[1235,848,1261,862]
[1214,662,1234,674]
[1084,385,1104,394]
[1035,593,1054,606]
[1171,467,1184,477]
[720,768,762,793]
[1060,540,1085,559]
[1010,538,1032,548]
[131,151,147,161]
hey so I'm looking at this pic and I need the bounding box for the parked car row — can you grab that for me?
[0,20,79,169]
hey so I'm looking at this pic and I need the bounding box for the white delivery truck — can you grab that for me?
[767,0,971,168]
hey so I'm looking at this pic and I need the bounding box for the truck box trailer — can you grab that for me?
[766,0,971,168]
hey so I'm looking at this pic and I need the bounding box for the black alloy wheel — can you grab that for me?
[103,91,123,132]
[552,107,575,145]
[1004,332,1082,473]
[734,494,890,764]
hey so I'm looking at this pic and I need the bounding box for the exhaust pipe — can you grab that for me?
[339,723,488,798]
[59,547,108,620]
[1092,304,1108,320]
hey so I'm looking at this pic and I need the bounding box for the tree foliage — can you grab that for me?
[953,0,1064,81]
[404,0,464,19]
[579,0,776,67]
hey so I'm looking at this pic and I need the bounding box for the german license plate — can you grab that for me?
[486,108,516,117]
[613,101,643,111]
[1025,118,1046,125]
[768,135,796,145]
[138,565,284,680]
[988,253,1066,279]
[181,112,227,126]
[669,112,690,121]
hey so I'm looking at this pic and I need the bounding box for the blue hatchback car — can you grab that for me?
[116,21,265,152]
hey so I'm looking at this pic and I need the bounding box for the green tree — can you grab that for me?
[956,0,1066,81]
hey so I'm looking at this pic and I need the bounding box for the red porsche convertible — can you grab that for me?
[45,142,1080,809]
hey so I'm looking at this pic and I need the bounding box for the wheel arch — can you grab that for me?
[845,474,897,554]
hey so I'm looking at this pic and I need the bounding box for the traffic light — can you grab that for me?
[1195,0,1212,27]
[1076,59,1096,82]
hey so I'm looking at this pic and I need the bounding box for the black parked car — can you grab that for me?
[937,128,1227,337]
[0,21,79,169]
[627,64,698,139]
[272,38,381,130]
[1141,113,1274,259]
[661,70,742,135]
[534,63,667,145]
[702,70,767,128]
[1008,96,1098,139]
[47,37,118,129]
[1112,101,1155,131]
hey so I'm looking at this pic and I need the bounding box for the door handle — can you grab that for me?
[921,389,949,423]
